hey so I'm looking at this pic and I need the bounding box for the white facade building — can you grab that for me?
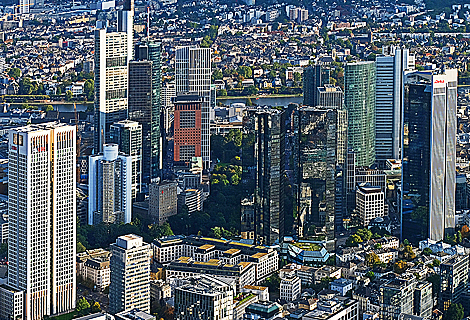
[8,123,76,320]
[375,46,415,161]
[88,144,132,225]
[110,234,151,314]
[356,185,386,226]
[280,275,301,301]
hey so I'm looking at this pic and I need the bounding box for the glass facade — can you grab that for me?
[344,62,376,167]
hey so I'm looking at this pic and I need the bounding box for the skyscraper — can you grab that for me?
[88,144,132,225]
[130,42,163,181]
[175,46,212,168]
[8,123,76,320]
[302,64,331,107]
[344,61,376,167]
[317,85,343,109]
[401,68,457,243]
[19,0,31,13]
[94,1,134,153]
[294,107,340,249]
[245,107,285,246]
[173,93,203,163]
[110,120,142,199]
[375,46,415,161]
[110,234,151,314]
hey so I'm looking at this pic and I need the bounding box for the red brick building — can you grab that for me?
[173,93,203,163]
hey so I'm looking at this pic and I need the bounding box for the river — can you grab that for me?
[218,96,303,106]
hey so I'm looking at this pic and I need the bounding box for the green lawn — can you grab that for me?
[50,311,77,320]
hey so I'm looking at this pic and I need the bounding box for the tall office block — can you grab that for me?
[173,93,203,163]
[149,180,178,225]
[245,107,285,246]
[356,185,385,226]
[294,107,339,248]
[19,0,31,13]
[175,46,212,168]
[375,46,415,161]
[401,69,457,243]
[8,123,76,320]
[380,277,415,320]
[344,61,376,167]
[110,234,151,314]
[303,64,330,107]
[162,81,176,134]
[88,144,132,225]
[110,120,142,199]
[317,85,343,108]
[94,2,134,153]
[131,42,163,180]
[440,254,469,311]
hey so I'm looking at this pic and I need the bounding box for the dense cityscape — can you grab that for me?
[1,0,470,319]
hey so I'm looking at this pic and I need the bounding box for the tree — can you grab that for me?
[444,303,464,320]
[462,225,470,238]
[356,229,373,241]
[403,245,416,260]
[246,98,254,106]
[237,66,252,78]
[245,85,258,96]
[218,89,227,96]
[365,252,381,267]
[394,260,407,274]
[422,248,432,256]
[432,259,441,267]
[42,105,54,112]
[365,271,375,280]
[77,241,86,253]
[91,301,101,313]
[84,79,94,101]
[293,72,301,82]
[346,234,362,247]
[65,90,73,101]
[76,297,90,316]
[212,69,223,81]
[8,68,21,79]
[0,243,7,256]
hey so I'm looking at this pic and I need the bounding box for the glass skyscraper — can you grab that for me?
[401,68,457,243]
[344,61,376,167]
[294,107,341,250]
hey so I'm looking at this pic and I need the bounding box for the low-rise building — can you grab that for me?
[303,297,359,320]
[149,181,178,225]
[243,301,283,320]
[241,285,269,301]
[280,275,301,302]
[115,309,156,320]
[330,278,353,296]
[315,266,342,283]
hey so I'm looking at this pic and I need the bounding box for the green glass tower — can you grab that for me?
[344,61,376,167]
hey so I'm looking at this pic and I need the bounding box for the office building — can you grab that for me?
[94,1,134,152]
[356,185,385,226]
[380,277,415,320]
[149,180,178,225]
[317,85,343,108]
[344,61,376,167]
[303,298,359,320]
[0,285,23,320]
[174,275,235,320]
[280,275,301,302]
[244,301,283,320]
[130,42,163,180]
[19,0,31,13]
[115,309,155,320]
[177,188,202,213]
[303,64,331,106]
[162,81,176,134]
[375,46,415,161]
[414,282,432,319]
[293,107,339,249]
[173,93,203,163]
[456,174,467,211]
[401,68,457,243]
[110,234,151,314]
[8,123,76,320]
[245,107,285,246]
[88,144,132,225]
[110,120,142,199]
[440,254,469,311]
[175,46,212,168]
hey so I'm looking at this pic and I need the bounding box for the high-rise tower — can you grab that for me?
[375,46,415,161]
[175,46,212,168]
[401,68,457,243]
[344,61,376,167]
[8,123,76,320]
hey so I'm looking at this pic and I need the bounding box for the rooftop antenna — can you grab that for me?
[147,6,150,42]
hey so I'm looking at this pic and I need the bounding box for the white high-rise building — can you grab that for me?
[88,144,132,225]
[94,0,134,153]
[375,46,415,161]
[8,123,76,320]
[19,0,31,13]
[110,234,151,314]
[356,184,386,226]
[175,46,212,168]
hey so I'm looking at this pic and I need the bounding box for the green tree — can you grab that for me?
[423,247,432,256]
[293,72,301,82]
[403,245,416,260]
[84,79,94,101]
[65,90,73,101]
[237,66,252,78]
[212,69,223,81]
[432,259,441,267]
[218,89,227,96]
[365,271,375,280]
[394,260,407,274]
[8,68,21,79]
[76,297,90,316]
[346,234,362,247]
[356,229,373,241]
[42,105,54,112]
[246,97,254,106]
[77,241,86,253]
[245,85,258,96]
[444,303,464,320]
